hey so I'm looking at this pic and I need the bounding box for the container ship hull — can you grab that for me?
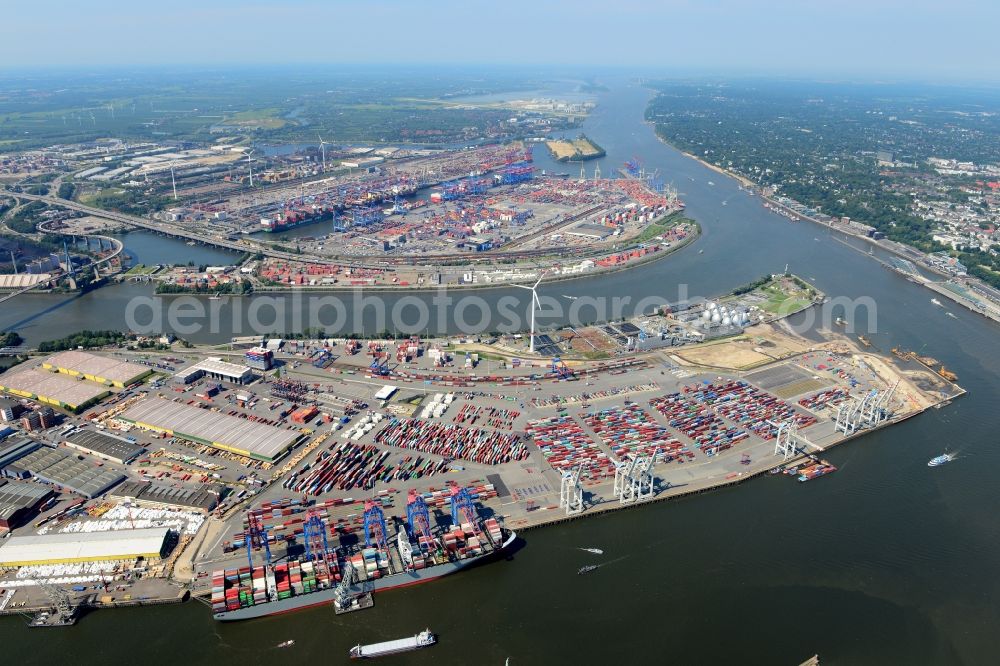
[213,529,516,622]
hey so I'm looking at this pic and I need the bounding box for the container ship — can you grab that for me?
[260,206,334,233]
[211,488,515,621]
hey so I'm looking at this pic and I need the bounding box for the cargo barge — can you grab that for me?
[350,629,436,659]
[212,492,515,621]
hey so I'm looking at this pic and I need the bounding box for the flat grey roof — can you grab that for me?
[16,446,126,498]
[65,429,145,462]
[119,398,299,461]
[110,480,219,511]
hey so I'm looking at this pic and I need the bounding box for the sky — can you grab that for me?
[3,0,1000,81]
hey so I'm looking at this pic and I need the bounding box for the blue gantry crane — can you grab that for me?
[363,499,389,552]
[245,511,272,569]
[406,490,433,542]
[448,485,480,536]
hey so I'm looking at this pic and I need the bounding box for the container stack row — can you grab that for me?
[649,393,748,455]
[374,418,528,465]
[691,380,817,439]
[525,414,614,479]
[580,403,686,463]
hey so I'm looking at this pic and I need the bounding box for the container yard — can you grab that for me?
[0,314,964,623]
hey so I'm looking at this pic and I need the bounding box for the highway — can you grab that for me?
[0,218,126,304]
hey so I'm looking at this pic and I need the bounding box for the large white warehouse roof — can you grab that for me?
[0,527,170,566]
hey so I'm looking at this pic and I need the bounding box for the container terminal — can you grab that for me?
[0,283,964,622]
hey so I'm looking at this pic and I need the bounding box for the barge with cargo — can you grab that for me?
[211,488,515,621]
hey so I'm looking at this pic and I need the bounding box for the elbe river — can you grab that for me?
[2,81,998,665]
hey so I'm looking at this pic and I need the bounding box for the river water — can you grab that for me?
[2,81,999,665]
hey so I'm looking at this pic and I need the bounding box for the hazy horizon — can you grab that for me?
[3,0,1000,82]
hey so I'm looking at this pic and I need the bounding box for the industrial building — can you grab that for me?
[174,358,254,385]
[567,222,615,240]
[41,350,151,388]
[0,478,55,530]
[0,397,22,422]
[0,273,53,292]
[0,437,41,479]
[119,398,301,462]
[244,347,273,371]
[63,429,146,465]
[13,446,126,498]
[0,367,111,412]
[0,527,171,567]
[108,480,221,513]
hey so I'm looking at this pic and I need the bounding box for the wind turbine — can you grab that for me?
[513,272,546,354]
[318,134,328,171]
[247,149,255,187]
[169,162,178,200]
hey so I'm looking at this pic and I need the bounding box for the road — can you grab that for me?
[0,217,126,304]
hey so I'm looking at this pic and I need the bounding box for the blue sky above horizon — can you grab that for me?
[4,1,999,81]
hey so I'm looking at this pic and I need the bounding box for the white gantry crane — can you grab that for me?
[612,451,657,505]
[835,380,899,434]
[770,419,816,460]
[559,465,584,516]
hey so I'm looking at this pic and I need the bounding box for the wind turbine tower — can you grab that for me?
[247,150,255,188]
[170,163,178,200]
[513,272,545,354]
[318,135,328,171]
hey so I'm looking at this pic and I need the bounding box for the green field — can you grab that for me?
[758,283,812,314]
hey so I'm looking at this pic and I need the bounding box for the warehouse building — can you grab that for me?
[108,480,221,513]
[0,437,41,479]
[119,397,301,463]
[0,367,111,413]
[0,478,55,530]
[173,358,253,385]
[63,429,145,465]
[14,446,126,498]
[41,350,151,388]
[0,527,171,567]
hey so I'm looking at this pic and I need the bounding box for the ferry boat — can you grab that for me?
[928,452,956,467]
[350,629,435,659]
[212,497,516,622]
[931,298,943,307]
[578,565,598,575]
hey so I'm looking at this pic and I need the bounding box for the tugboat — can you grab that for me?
[857,334,872,348]
[577,565,599,575]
